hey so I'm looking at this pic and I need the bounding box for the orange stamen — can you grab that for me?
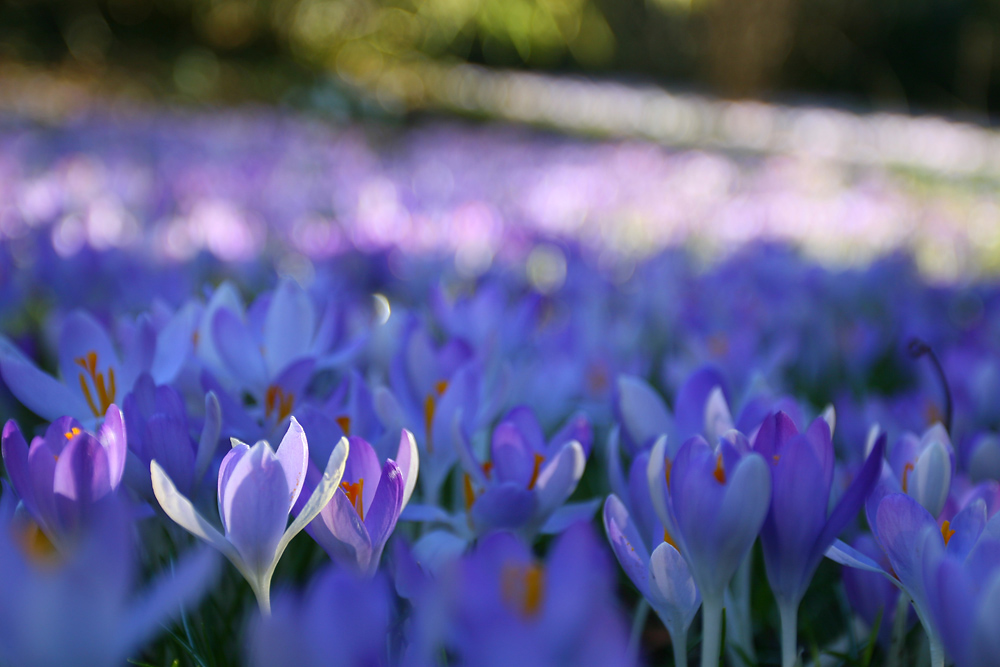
[74,351,116,416]
[63,427,81,440]
[482,461,494,479]
[663,528,679,550]
[17,521,58,566]
[664,458,672,489]
[527,453,545,490]
[463,472,476,511]
[340,478,365,520]
[902,462,915,494]
[278,391,295,422]
[713,454,726,484]
[265,385,278,418]
[773,454,780,464]
[335,415,351,435]
[501,562,545,617]
[941,520,956,546]
[434,380,449,396]
[423,394,436,454]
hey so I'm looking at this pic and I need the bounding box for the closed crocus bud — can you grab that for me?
[890,424,954,518]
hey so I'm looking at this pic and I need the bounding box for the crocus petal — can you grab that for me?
[195,391,221,482]
[945,498,987,560]
[393,429,419,510]
[824,539,891,576]
[343,436,381,513]
[120,315,156,392]
[224,444,291,575]
[876,493,939,607]
[53,434,112,504]
[212,308,268,392]
[275,418,309,512]
[607,426,629,502]
[713,453,770,587]
[648,541,701,637]
[263,278,315,378]
[1,421,34,515]
[218,441,251,533]
[549,411,593,458]
[143,414,195,495]
[646,435,675,539]
[0,356,92,423]
[363,461,404,570]
[491,421,534,486]
[674,366,729,443]
[453,411,487,486]
[471,483,537,531]
[151,460,244,569]
[310,489,372,570]
[540,498,602,535]
[616,375,673,454]
[912,438,952,518]
[275,437,350,566]
[97,404,127,490]
[150,302,198,384]
[118,547,219,658]
[814,434,886,559]
[57,310,119,388]
[533,440,586,518]
[604,495,652,597]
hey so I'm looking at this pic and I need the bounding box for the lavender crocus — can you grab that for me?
[2,405,126,540]
[604,494,700,667]
[151,417,348,613]
[246,565,392,667]
[294,429,418,575]
[0,489,218,667]
[647,434,771,667]
[455,406,590,538]
[753,412,885,667]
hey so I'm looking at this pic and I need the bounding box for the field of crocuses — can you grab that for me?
[1,107,999,667]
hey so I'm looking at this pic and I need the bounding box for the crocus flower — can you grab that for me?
[888,423,954,518]
[122,373,220,497]
[604,494,700,667]
[753,412,885,667]
[0,310,181,427]
[293,429,418,575]
[0,488,218,667]
[454,406,590,538]
[842,534,913,647]
[647,434,771,667]
[151,417,348,613]
[246,565,392,667]
[2,405,126,540]
[406,522,631,667]
[923,532,1000,667]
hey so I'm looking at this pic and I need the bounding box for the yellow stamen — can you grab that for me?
[501,562,545,617]
[941,520,956,546]
[17,521,58,567]
[335,415,351,435]
[264,385,295,421]
[902,462,915,494]
[340,478,365,520]
[63,427,81,440]
[74,351,116,416]
[664,458,672,489]
[463,472,477,512]
[713,454,726,484]
[663,527,679,550]
[423,394,436,454]
[278,391,295,422]
[265,385,277,417]
[527,453,545,490]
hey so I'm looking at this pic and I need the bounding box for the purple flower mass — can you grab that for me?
[0,99,998,667]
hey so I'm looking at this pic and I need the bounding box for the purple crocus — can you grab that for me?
[647,434,771,667]
[406,522,631,667]
[294,429,418,575]
[887,423,954,518]
[604,494,700,667]
[923,532,1000,667]
[121,373,220,497]
[246,565,392,667]
[455,405,590,538]
[151,417,348,613]
[753,412,886,667]
[0,489,218,667]
[2,404,126,540]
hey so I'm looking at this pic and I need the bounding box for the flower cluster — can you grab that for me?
[1,110,999,667]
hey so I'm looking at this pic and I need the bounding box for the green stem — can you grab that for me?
[628,599,650,664]
[700,596,723,667]
[928,632,944,667]
[779,599,800,667]
[886,592,911,667]
[673,627,689,667]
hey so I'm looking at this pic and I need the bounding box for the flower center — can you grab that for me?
[264,385,295,422]
[941,519,956,546]
[901,462,915,494]
[75,351,116,417]
[340,478,365,520]
[713,453,726,484]
[63,427,81,440]
[16,521,59,567]
[501,561,545,618]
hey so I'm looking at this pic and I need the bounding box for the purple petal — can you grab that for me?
[0,356,92,423]
[533,441,586,519]
[674,365,728,443]
[393,429,419,509]
[144,414,196,495]
[308,489,372,571]
[363,461,404,571]
[490,421,534,486]
[615,375,673,454]
[2,421,34,515]
[876,493,939,605]
[603,495,652,597]
[501,406,546,454]
[212,308,267,391]
[343,436,381,513]
[648,541,701,637]
[57,310,120,390]
[275,418,309,512]
[97,404,127,490]
[549,411,593,459]
[225,444,292,574]
[263,277,316,378]
[218,442,251,533]
[470,483,537,532]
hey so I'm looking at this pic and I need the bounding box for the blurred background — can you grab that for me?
[3,0,1000,280]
